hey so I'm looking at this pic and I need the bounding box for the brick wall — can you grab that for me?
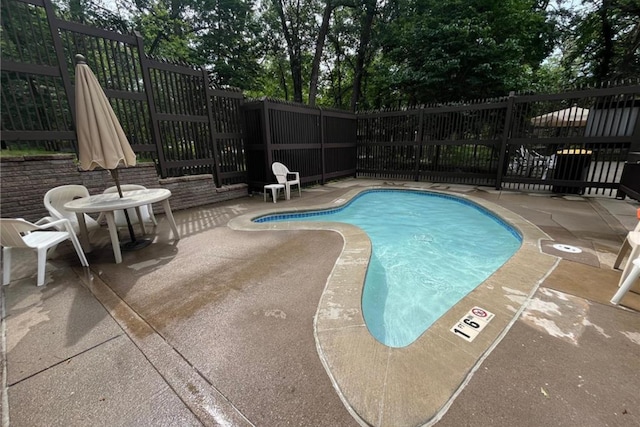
[0,155,248,222]
[159,175,248,211]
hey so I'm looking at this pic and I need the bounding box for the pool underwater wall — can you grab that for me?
[255,188,523,243]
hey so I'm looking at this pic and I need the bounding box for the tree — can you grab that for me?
[131,0,196,60]
[562,0,640,85]
[268,0,318,102]
[53,0,130,31]
[122,0,260,88]
[192,0,261,89]
[349,0,376,110]
[381,0,556,104]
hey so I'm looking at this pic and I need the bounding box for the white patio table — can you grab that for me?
[64,188,180,264]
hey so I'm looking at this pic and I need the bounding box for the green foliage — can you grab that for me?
[380,0,556,104]
[130,0,199,61]
[5,0,637,117]
[313,5,357,108]
[191,0,262,89]
[561,0,640,85]
[529,56,574,93]
[122,0,262,89]
[52,0,131,31]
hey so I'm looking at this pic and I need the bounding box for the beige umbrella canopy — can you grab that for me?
[531,105,590,127]
[74,54,147,248]
[75,54,136,171]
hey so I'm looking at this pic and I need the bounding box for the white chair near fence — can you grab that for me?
[272,162,301,200]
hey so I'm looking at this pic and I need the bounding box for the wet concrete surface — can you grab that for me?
[437,287,640,427]
[2,178,639,426]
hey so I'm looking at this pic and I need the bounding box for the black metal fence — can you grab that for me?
[358,86,640,196]
[2,0,639,197]
[1,0,246,186]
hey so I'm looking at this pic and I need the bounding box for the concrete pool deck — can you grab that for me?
[2,178,640,426]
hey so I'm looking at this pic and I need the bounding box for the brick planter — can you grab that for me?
[0,155,247,222]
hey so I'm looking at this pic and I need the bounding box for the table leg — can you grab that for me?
[75,212,92,253]
[161,199,180,240]
[104,212,123,264]
[135,207,147,235]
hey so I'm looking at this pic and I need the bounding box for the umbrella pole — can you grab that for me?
[110,169,151,250]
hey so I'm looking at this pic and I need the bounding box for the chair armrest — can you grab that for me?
[288,171,300,180]
[35,216,55,226]
[36,218,75,235]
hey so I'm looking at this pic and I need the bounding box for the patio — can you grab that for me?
[2,178,639,426]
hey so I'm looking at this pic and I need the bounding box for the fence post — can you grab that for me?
[262,99,273,183]
[320,107,326,184]
[630,102,640,153]
[202,68,222,187]
[135,31,166,177]
[495,91,516,190]
[414,108,424,181]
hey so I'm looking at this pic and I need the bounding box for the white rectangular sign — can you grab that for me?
[450,307,495,342]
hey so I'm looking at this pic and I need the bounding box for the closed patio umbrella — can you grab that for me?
[74,54,149,249]
[530,106,590,127]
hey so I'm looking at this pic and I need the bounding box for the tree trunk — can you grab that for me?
[597,0,614,81]
[278,58,290,100]
[309,1,335,106]
[350,0,376,111]
[273,0,304,103]
[331,34,344,107]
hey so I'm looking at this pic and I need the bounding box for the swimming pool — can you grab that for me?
[256,189,522,347]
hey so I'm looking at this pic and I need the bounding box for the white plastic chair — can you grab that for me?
[510,146,556,179]
[615,231,640,287]
[272,162,301,200]
[613,216,640,283]
[611,257,640,305]
[44,185,100,236]
[1,218,89,287]
[100,184,157,233]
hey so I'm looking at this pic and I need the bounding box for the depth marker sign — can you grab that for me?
[451,307,495,342]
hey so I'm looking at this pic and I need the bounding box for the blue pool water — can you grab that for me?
[256,190,521,347]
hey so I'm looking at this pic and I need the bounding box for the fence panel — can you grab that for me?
[210,88,246,185]
[269,102,322,184]
[242,99,356,190]
[419,102,507,185]
[358,102,507,185]
[357,110,421,181]
[503,86,639,195]
[323,109,357,180]
[1,0,247,186]
[357,86,639,195]
[146,60,212,177]
[1,0,76,150]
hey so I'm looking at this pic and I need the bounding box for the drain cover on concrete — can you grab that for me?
[552,243,583,254]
